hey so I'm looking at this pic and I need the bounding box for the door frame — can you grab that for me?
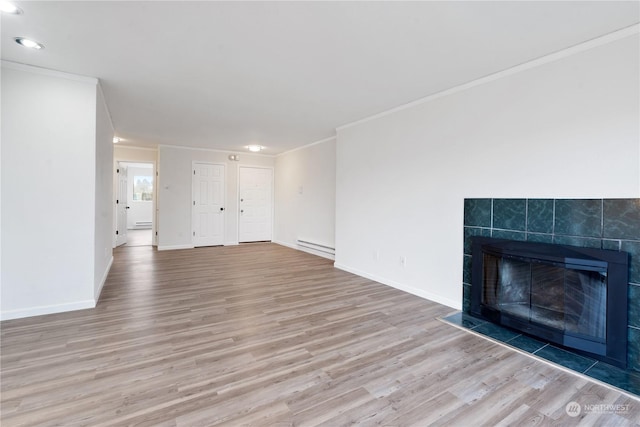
[192,161,226,247]
[115,162,128,247]
[113,159,157,247]
[237,165,275,243]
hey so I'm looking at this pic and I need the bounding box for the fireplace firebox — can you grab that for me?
[471,237,629,368]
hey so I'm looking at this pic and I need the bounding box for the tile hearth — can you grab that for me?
[443,312,640,398]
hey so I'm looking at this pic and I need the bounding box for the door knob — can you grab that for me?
[220,207,224,211]
[126,206,130,209]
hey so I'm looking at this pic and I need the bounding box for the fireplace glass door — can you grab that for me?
[482,253,607,343]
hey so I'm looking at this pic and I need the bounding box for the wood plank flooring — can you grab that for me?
[124,229,153,247]
[1,243,639,426]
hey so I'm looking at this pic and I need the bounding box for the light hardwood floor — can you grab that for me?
[1,243,639,426]
[124,229,153,247]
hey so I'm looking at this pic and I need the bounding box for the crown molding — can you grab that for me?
[114,145,158,152]
[337,23,640,132]
[158,144,276,158]
[1,60,98,85]
[277,136,337,157]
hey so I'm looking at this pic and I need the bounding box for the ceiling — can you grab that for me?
[2,1,638,155]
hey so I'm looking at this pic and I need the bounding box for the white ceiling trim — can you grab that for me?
[1,59,98,85]
[119,162,153,169]
[114,145,158,152]
[337,23,640,132]
[277,136,337,158]
[158,144,276,158]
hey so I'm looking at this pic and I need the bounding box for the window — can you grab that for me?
[133,175,153,201]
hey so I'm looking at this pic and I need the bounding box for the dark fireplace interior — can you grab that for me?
[471,237,629,368]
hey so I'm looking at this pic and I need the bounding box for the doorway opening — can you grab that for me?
[115,161,156,247]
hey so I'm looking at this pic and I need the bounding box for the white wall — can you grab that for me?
[335,33,640,309]
[1,62,101,319]
[157,146,275,249]
[274,138,336,258]
[94,86,114,300]
[126,165,154,229]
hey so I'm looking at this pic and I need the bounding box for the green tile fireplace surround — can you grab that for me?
[462,198,640,374]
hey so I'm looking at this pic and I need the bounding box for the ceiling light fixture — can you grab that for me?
[113,137,120,144]
[14,37,44,50]
[0,1,22,14]
[246,145,263,152]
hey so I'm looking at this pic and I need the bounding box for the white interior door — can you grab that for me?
[192,162,225,247]
[239,167,273,243]
[116,164,128,246]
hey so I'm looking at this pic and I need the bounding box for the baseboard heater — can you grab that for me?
[134,221,152,229]
[296,239,335,256]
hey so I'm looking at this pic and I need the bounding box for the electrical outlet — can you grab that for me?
[400,256,407,267]
[374,250,379,261]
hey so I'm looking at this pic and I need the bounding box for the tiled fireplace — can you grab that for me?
[462,198,640,372]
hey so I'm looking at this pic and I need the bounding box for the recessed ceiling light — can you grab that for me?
[113,137,121,144]
[246,145,263,152]
[15,37,44,50]
[0,1,22,14]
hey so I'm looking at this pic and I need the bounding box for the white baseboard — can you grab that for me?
[224,241,239,246]
[273,240,335,261]
[94,256,113,301]
[157,244,195,251]
[0,299,96,321]
[273,240,298,251]
[333,262,461,310]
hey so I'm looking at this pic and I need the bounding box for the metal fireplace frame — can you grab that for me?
[471,237,629,368]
